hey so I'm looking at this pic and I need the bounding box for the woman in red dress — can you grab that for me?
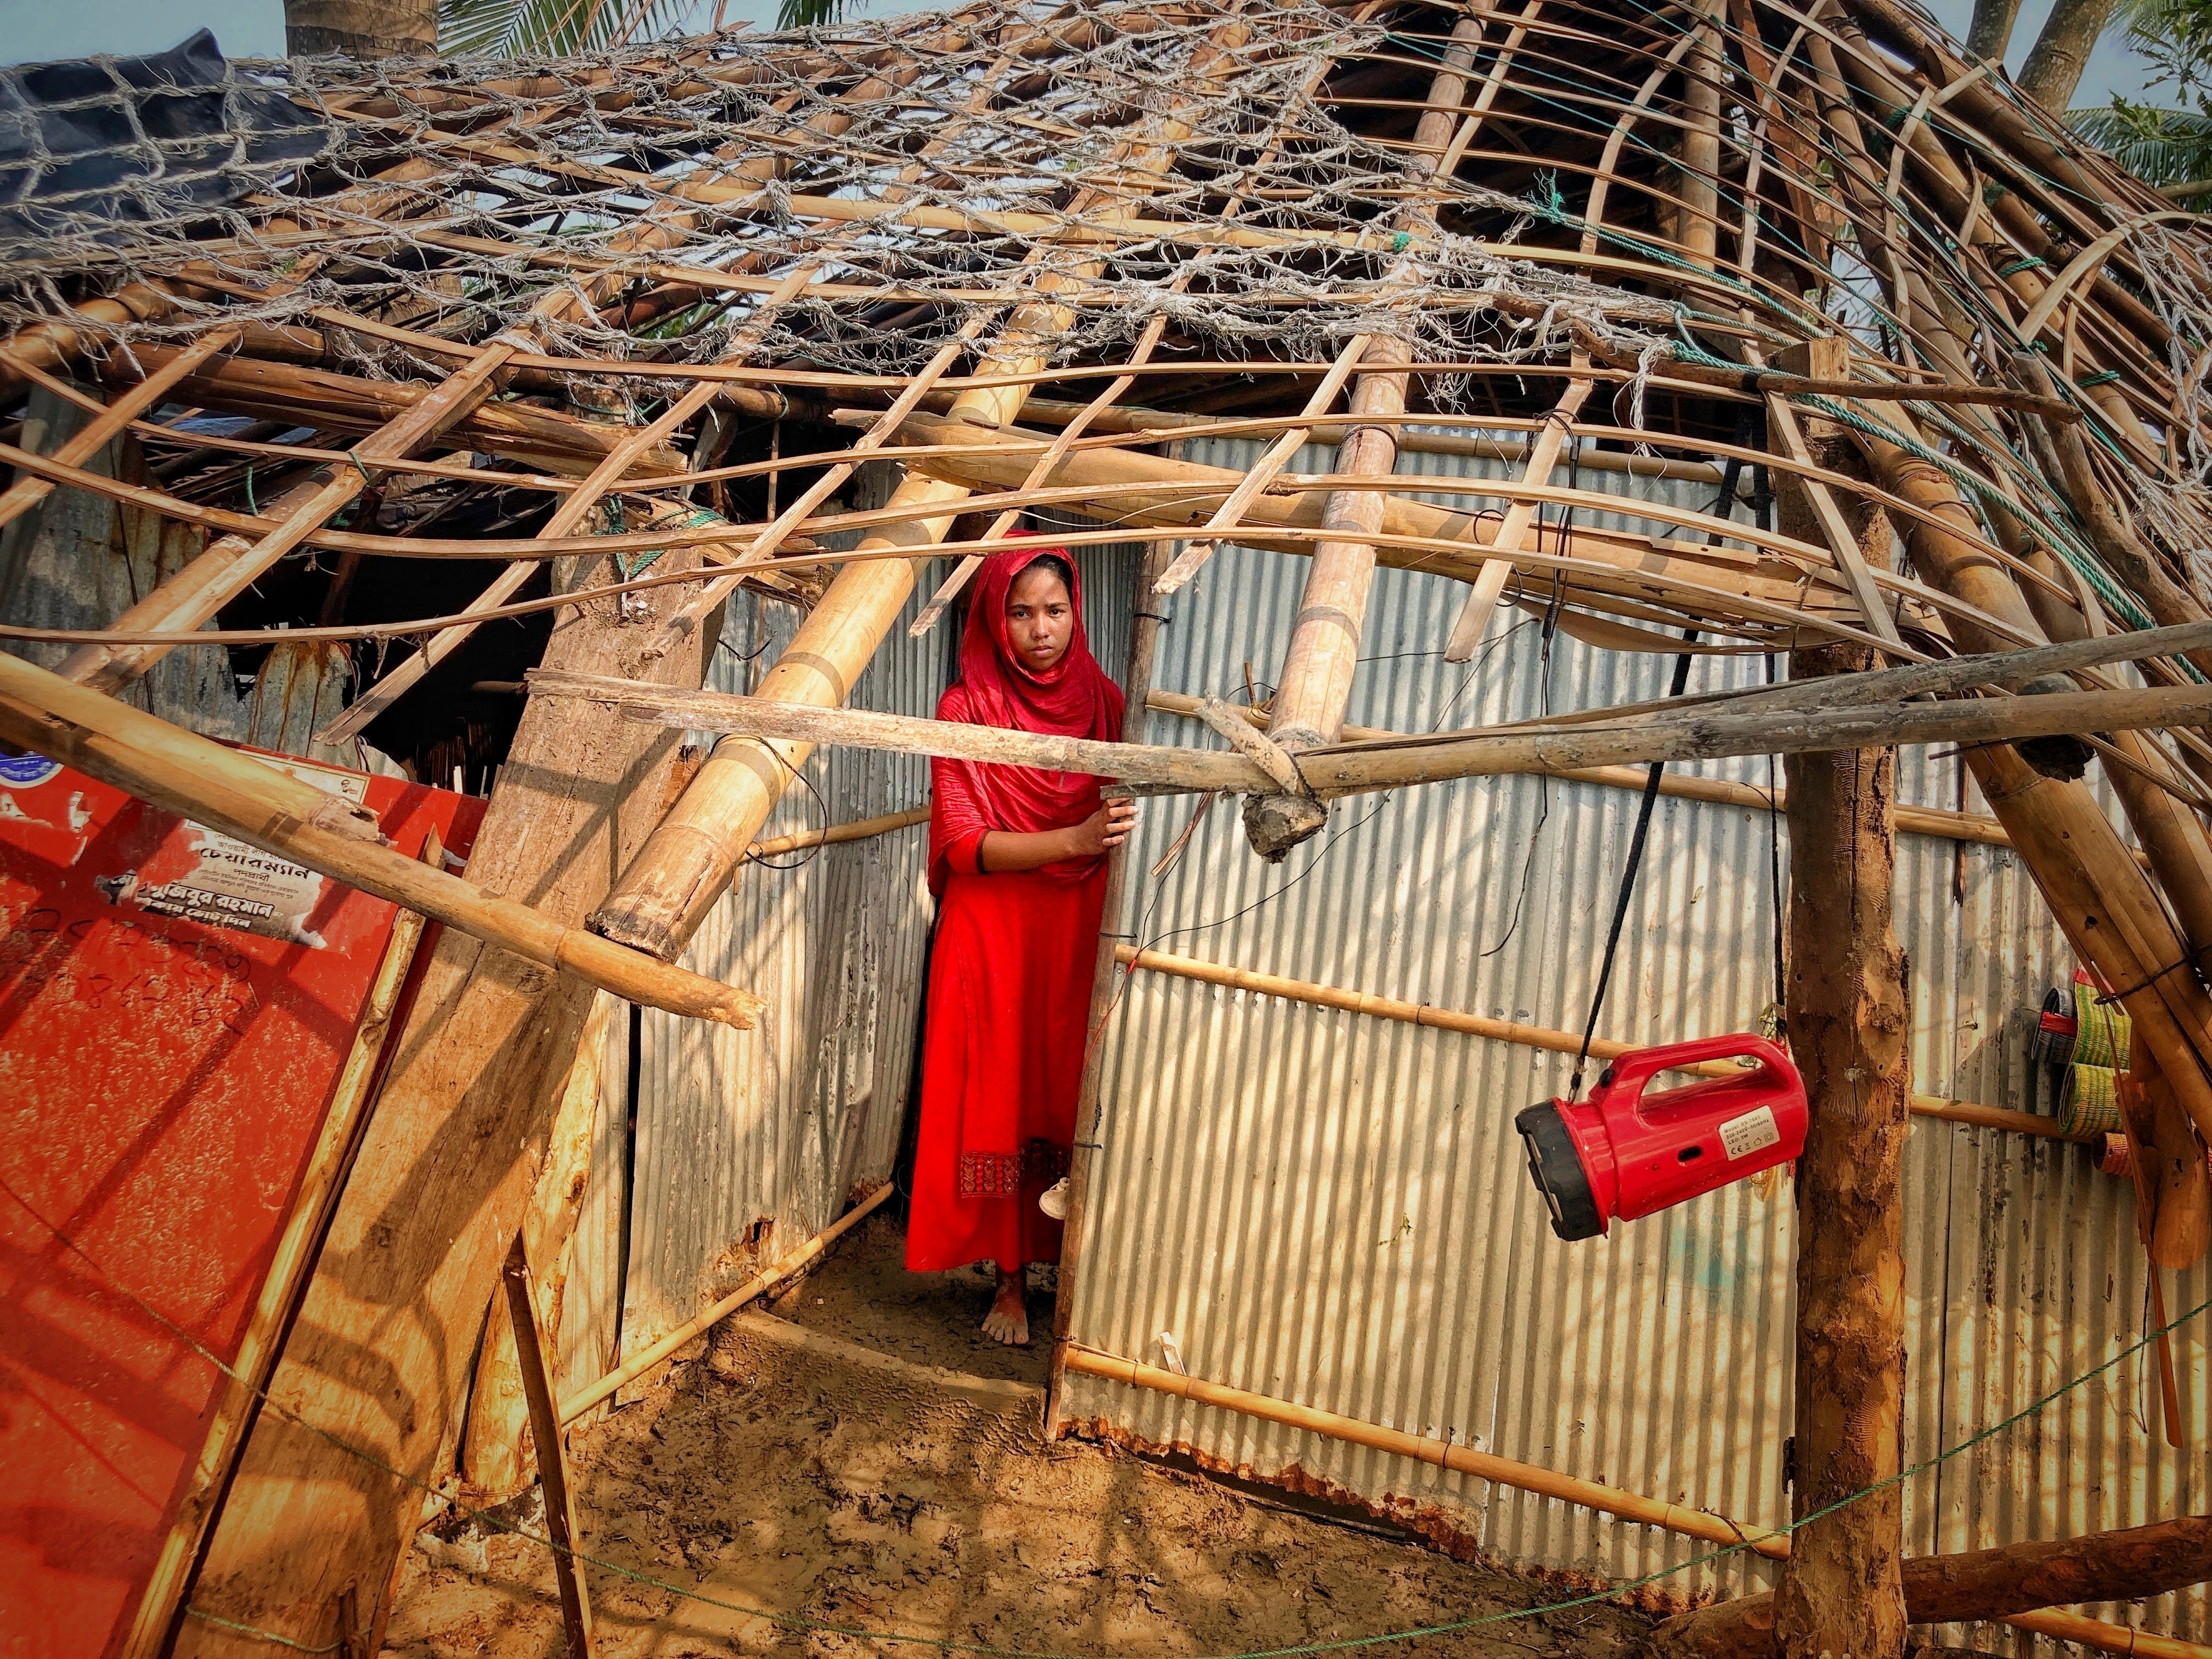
[905,538,1133,1345]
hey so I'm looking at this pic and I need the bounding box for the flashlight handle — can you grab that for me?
[1602,1032,1793,1102]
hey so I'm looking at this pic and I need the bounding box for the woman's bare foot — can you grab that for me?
[980,1266,1029,1345]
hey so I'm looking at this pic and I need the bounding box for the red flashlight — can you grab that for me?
[1515,1034,1808,1240]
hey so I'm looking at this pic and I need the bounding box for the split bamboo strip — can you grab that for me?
[1443,377,1594,661]
[119,837,438,1659]
[0,331,238,535]
[1249,19,1494,822]
[558,1181,894,1423]
[0,650,763,1026]
[313,373,735,745]
[1152,332,1378,595]
[1060,1348,2207,1657]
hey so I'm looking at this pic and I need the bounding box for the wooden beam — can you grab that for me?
[1658,1516,2212,1656]
[528,665,2212,798]
[1775,606,1909,1659]
[177,540,720,1659]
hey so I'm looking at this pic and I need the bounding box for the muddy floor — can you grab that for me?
[385,1224,1657,1659]
[770,1212,1051,1386]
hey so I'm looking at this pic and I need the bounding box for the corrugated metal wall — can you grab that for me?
[620,510,1135,1358]
[1058,435,2212,1649]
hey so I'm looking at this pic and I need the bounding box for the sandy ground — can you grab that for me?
[385,1221,1657,1659]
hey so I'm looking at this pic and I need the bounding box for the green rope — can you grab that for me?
[2078,369,2124,388]
[1793,392,2163,635]
[1997,256,2049,277]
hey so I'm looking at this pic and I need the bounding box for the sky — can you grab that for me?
[0,0,2169,109]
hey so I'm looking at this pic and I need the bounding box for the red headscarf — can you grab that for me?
[928,535,1124,891]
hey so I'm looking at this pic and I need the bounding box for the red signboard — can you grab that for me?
[0,747,483,1659]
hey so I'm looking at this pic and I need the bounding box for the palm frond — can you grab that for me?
[776,0,851,29]
[2068,101,2212,200]
[439,0,693,56]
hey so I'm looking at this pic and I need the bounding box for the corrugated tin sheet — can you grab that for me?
[622,511,1136,1358]
[1060,435,2211,1647]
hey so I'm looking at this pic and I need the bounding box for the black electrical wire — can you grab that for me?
[1567,408,1758,1099]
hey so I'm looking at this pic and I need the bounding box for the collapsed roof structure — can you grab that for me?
[6,0,2212,1653]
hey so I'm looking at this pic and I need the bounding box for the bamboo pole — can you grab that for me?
[744,805,929,861]
[557,1181,894,1424]
[119,838,438,1659]
[1046,535,1178,1440]
[0,650,763,1025]
[974,394,1724,483]
[1062,1347,2208,1658]
[1062,1342,1790,1554]
[1109,941,2091,1141]
[1245,10,1496,856]
[528,666,2212,799]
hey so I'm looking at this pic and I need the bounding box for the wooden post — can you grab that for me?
[1046,536,1175,1437]
[176,541,718,1659]
[501,1235,596,1658]
[1775,488,1910,1655]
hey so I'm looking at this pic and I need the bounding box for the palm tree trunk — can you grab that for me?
[2017,0,2117,110]
[1966,0,2024,61]
[284,0,436,55]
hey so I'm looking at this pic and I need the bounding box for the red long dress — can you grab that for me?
[905,545,1124,1274]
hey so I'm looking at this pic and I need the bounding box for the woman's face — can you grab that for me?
[1006,563,1075,673]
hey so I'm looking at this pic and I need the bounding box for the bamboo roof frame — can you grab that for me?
[12,3,2212,1651]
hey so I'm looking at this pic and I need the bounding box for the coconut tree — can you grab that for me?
[2067,0,2212,206]
[283,0,437,55]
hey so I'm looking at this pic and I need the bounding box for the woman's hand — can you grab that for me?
[1066,797,1139,857]
[978,800,1139,870]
